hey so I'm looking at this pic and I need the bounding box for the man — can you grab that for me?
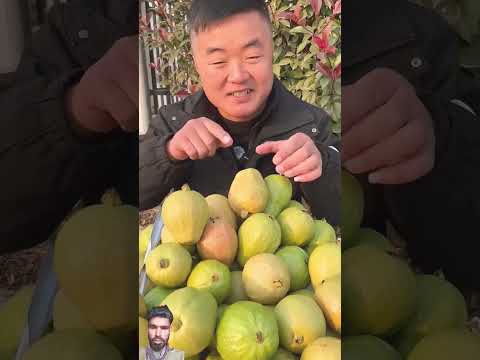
[139,0,341,225]
[145,306,184,360]
[0,0,139,253]
[342,0,480,293]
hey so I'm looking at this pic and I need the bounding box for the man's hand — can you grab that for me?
[166,117,233,161]
[65,36,138,134]
[256,132,322,182]
[342,68,435,184]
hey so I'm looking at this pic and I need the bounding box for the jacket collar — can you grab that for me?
[185,77,316,141]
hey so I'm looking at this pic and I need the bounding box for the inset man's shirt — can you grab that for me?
[145,346,184,360]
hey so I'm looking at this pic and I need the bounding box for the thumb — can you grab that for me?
[256,141,283,155]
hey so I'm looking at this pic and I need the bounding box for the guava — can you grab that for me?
[224,271,249,304]
[274,294,326,354]
[161,287,218,357]
[187,259,232,304]
[277,208,315,247]
[264,174,293,217]
[197,218,238,266]
[306,219,336,255]
[161,185,209,245]
[22,329,122,360]
[228,168,269,219]
[308,242,341,286]
[407,329,480,360]
[143,286,174,311]
[237,213,281,266]
[54,204,138,333]
[206,193,238,230]
[343,245,416,336]
[341,170,364,250]
[0,286,33,359]
[342,335,402,360]
[276,246,310,291]
[390,274,468,357]
[242,253,291,305]
[314,274,341,334]
[216,301,279,360]
[145,242,192,288]
[300,337,340,360]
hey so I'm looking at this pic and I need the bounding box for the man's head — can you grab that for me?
[189,0,274,123]
[147,306,173,351]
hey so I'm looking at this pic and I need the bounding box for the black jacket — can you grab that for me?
[139,78,341,225]
[344,0,480,288]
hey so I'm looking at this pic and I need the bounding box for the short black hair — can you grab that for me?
[188,0,271,34]
[147,305,174,323]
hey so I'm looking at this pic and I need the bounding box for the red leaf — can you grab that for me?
[310,0,322,16]
[276,11,295,21]
[176,89,190,97]
[294,2,303,20]
[333,64,341,80]
[316,62,332,79]
[333,0,341,15]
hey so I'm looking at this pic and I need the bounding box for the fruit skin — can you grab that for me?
[53,289,94,331]
[407,328,480,360]
[342,335,402,360]
[161,287,218,357]
[145,242,192,288]
[206,194,238,230]
[314,274,341,334]
[274,294,326,354]
[0,286,33,359]
[275,246,310,291]
[355,227,395,252]
[143,286,174,311]
[161,226,196,254]
[306,219,336,255]
[161,186,209,245]
[224,271,249,304]
[341,170,364,250]
[271,348,299,360]
[286,200,307,211]
[216,301,279,360]
[343,245,417,337]
[242,253,291,305]
[308,242,341,286]
[290,289,315,301]
[277,207,315,247]
[22,329,123,360]
[237,213,281,266]
[389,274,468,357]
[187,259,232,304]
[300,337,340,360]
[228,168,269,219]
[54,204,138,333]
[197,218,238,266]
[139,224,153,254]
[264,174,293,217]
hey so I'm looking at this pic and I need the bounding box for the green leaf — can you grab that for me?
[290,26,312,34]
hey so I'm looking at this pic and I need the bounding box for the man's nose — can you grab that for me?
[228,61,249,83]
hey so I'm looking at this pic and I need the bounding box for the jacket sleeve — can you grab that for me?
[139,109,193,211]
[382,10,480,284]
[0,3,133,253]
[299,109,341,226]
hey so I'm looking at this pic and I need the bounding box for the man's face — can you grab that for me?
[191,10,274,122]
[148,317,171,351]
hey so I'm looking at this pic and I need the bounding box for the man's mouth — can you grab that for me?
[229,89,253,97]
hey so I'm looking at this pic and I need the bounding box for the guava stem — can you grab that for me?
[211,273,219,282]
[256,331,264,344]
[273,280,283,288]
[295,335,304,345]
[159,259,170,268]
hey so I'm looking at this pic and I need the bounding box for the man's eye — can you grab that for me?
[211,61,225,65]
[248,56,260,59]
